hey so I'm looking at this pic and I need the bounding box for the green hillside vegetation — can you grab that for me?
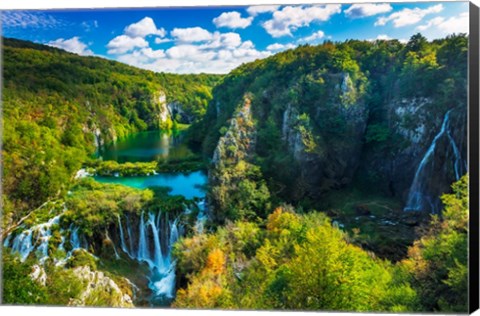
[1,37,221,229]
[194,34,466,211]
[173,176,468,312]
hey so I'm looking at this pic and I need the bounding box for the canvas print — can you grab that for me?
[0,1,474,313]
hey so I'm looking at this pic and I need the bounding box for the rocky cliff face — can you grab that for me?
[208,96,265,222]
[201,39,467,216]
[278,72,368,199]
[359,97,467,213]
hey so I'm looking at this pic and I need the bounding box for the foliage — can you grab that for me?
[94,160,158,177]
[174,207,417,311]
[2,252,49,304]
[63,178,154,237]
[401,175,468,312]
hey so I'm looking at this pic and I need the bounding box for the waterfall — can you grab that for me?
[404,109,465,212]
[446,129,464,181]
[5,206,189,303]
[117,210,184,302]
[148,212,164,271]
[126,215,134,255]
[195,200,207,234]
[3,234,12,248]
[137,212,150,262]
[10,214,62,262]
[70,225,82,250]
[118,215,130,257]
[105,230,120,260]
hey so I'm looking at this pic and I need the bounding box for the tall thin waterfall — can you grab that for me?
[404,109,465,212]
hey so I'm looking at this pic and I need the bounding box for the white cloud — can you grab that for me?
[240,40,255,49]
[124,17,166,38]
[166,44,216,62]
[112,30,271,74]
[376,34,392,40]
[140,47,166,59]
[262,5,341,37]
[375,4,443,27]
[154,37,172,44]
[300,30,325,42]
[200,32,242,49]
[2,11,62,29]
[171,27,213,42]
[117,47,165,65]
[46,37,93,56]
[106,35,148,54]
[213,11,253,29]
[247,5,280,16]
[367,35,408,43]
[266,43,296,51]
[344,3,392,18]
[417,12,468,34]
[417,17,445,31]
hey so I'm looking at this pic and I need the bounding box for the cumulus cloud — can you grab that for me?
[300,30,325,42]
[375,4,443,27]
[247,5,280,16]
[113,30,271,74]
[106,17,167,54]
[171,27,213,42]
[262,5,341,37]
[46,37,93,56]
[106,35,148,54]
[417,12,468,34]
[213,11,253,29]
[416,17,446,31]
[344,3,392,18]
[155,37,173,44]
[124,17,166,38]
[200,32,242,49]
[266,43,296,51]
[117,47,165,64]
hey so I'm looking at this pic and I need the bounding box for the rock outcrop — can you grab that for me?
[69,266,134,308]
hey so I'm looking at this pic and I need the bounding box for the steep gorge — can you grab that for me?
[198,35,468,217]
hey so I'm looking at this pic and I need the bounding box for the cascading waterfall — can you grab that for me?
[5,212,91,267]
[5,199,206,305]
[9,214,62,262]
[404,109,466,212]
[116,210,184,302]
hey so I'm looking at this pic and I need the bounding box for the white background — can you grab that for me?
[0,0,479,316]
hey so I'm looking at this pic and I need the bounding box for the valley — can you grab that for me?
[1,33,469,312]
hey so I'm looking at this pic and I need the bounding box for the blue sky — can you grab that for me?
[1,2,470,74]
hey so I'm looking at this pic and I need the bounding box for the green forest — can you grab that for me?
[1,33,469,312]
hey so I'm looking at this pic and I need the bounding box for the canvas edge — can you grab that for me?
[469,1,480,314]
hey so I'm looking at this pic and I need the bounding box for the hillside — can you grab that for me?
[2,37,222,228]
[195,34,467,218]
[174,33,469,311]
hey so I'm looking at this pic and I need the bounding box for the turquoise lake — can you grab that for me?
[96,131,207,198]
[99,131,194,163]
